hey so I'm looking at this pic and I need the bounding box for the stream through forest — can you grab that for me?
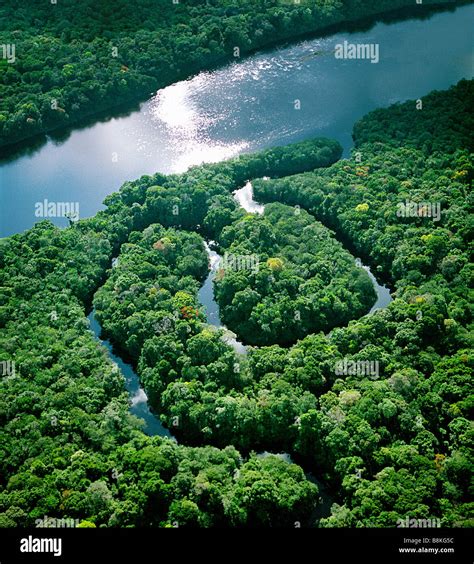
[88,182,392,439]
[87,182,393,521]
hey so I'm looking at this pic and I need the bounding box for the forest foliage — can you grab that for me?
[214,202,376,345]
[0,74,472,528]
[0,138,339,527]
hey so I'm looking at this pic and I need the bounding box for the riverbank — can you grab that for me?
[0,0,469,153]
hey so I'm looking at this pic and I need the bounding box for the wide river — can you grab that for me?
[0,3,473,237]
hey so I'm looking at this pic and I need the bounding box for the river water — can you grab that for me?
[197,241,249,355]
[91,181,392,438]
[87,309,174,438]
[1,3,473,237]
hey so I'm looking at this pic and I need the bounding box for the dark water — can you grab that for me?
[197,242,223,329]
[364,266,392,312]
[87,309,174,438]
[197,240,248,355]
[1,4,473,237]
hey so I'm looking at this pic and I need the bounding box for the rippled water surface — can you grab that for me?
[1,4,473,237]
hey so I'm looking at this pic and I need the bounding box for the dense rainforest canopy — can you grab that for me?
[213,202,376,345]
[0,0,467,148]
[0,79,472,528]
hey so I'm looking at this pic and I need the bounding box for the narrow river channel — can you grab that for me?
[88,182,392,437]
[88,183,378,519]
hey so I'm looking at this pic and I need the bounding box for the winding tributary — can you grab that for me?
[87,309,174,439]
[87,181,392,447]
